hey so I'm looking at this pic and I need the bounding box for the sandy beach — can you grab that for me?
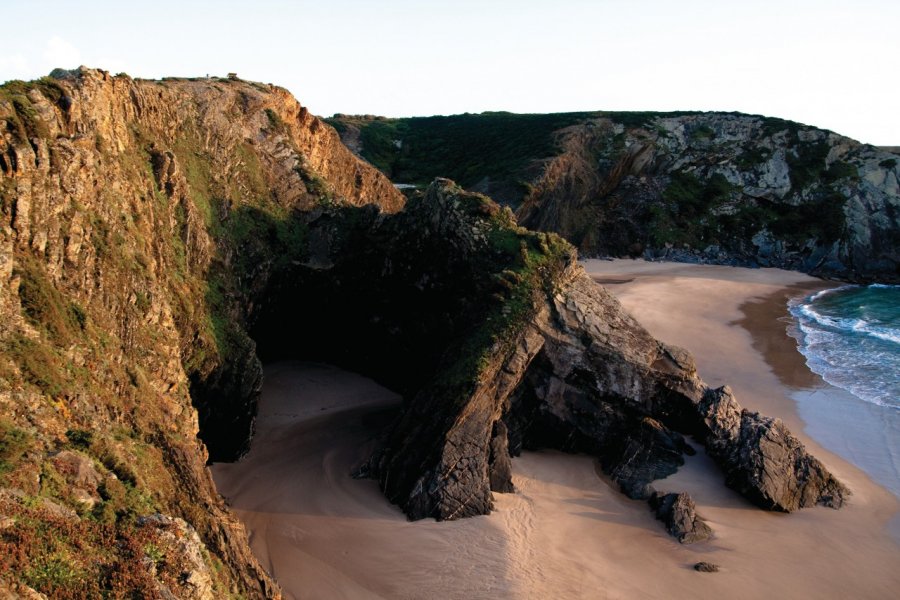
[212,260,900,599]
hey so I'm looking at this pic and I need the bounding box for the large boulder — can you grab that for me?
[697,386,849,511]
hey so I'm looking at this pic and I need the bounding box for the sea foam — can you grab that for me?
[789,284,900,410]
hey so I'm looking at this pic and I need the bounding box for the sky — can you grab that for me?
[1,0,898,145]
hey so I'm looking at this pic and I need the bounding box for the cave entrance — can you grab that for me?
[192,202,500,463]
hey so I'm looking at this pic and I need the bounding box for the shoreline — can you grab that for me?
[211,261,900,599]
[738,282,900,503]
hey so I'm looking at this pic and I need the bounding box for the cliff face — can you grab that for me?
[517,114,899,281]
[0,67,402,598]
[0,68,847,598]
[331,112,900,282]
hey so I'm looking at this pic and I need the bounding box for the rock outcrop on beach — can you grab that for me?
[0,69,848,597]
[698,386,847,511]
[345,185,848,519]
[330,111,900,282]
[649,491,712,544]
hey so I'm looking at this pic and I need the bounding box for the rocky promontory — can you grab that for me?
[0,69,848,597]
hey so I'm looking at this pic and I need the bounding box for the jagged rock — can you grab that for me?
[1,67,409,597]
[694,562,720,573]
[649,491,713,544]
[139,514,215,600]
[697,386,849,511]
[488,420,514,493]
[356,182,846,522]
[50,450,102,491]
[603,417,695,500]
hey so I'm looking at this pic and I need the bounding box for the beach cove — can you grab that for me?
[211,260,900,599]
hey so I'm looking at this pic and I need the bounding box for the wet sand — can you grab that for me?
[211,261,900,599]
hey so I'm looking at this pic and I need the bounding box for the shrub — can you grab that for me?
[823,161,858,183]
[65,429,93,450]
[4,335,67,397]
[690,124,715,140]
[14,259,84,344]
[786,142,829,190]
[0,419,30,475]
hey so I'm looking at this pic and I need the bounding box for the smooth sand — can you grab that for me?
[212,261,900,599]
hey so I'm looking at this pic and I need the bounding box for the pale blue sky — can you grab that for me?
[2,0,898,144]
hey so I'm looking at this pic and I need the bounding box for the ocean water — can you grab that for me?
[789,284,900,410]
[788,284,900,500]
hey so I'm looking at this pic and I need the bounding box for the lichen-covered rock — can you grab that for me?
[649,491,713,544]
[697,386,849,511]
[516,114,900,282]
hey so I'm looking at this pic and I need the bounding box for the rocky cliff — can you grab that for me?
[330,112,900,282]
[0,69,847,598]
[0,67,402,598]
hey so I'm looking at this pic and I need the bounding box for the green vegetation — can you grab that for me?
[0,77,66,142]
[4,335,68,397]
[327,112,601,193]
[605,111,700,129]
[649,171,734,247]
[823,160,859,183]
[65,429,93,449]
[735,146,772,170]
[0,497,179,598]
[15,259,86,345]
[0,418,30,476]
[879,158,897,169]
[690,124,716,140]
[648,166,846,249]
[264,108,285,133]
[787,142,830,190]
[416,186,573,404]
[759,115,810,138]
[767,192,846,244]
[787,144,858,189]
[325,111,708,205]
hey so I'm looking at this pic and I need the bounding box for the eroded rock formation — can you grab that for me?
[0,69,849,597]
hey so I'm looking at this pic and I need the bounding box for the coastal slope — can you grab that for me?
[329,111,900,281]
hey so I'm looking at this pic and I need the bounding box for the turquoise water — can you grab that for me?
[789,284,900,499]
[790,284,900,410]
